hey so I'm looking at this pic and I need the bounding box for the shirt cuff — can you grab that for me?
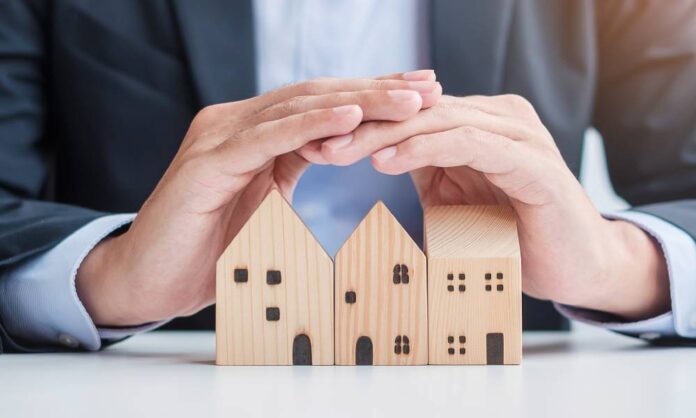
[557,210,696,340]
[0,213,166,351]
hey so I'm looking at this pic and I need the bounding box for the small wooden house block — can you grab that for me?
[425,205,521,365]
[335,202,428,365]
[215,189,334,365]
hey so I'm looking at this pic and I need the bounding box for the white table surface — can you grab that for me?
[1,328,694,418]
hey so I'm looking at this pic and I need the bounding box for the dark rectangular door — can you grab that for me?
[486,333,504,365]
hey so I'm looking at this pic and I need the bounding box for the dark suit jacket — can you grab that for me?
[1,0,695,352]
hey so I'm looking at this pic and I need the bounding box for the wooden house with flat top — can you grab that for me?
[425,205,522,365]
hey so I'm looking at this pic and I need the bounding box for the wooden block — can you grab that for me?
[335,202,428,365]
[425,205,522,365]
[215,189,334,365]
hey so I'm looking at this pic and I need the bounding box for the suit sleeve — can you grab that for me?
[0,0,105,352]
[592,0,696,340]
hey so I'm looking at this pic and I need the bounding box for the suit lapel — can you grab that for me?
[171,0,256,107]
[431,0,515,95]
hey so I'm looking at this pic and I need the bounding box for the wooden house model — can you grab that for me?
[334,202,428,365]
[425,205,522,365]
[215,189,334,365]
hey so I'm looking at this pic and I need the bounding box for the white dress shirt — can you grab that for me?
[1,0,694,350]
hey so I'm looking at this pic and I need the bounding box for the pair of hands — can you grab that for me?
[77,70,669,328]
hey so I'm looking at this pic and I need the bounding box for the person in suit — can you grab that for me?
[0,0,694,353]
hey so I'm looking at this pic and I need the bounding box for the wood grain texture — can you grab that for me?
[335,202,428,365]
[425,205,522,365]
[216,189,334,365]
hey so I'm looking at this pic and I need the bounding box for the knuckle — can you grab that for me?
[499,136,517,154]
[358,120,384,138]
[177,153,208,178]
[457,125,479,139]
[458,96,488,113]
[404,135,428,155]
[297,109,323,129]
[501,94,534,111]
[371,79,392,90]
[277,95,309,115]
[297,79,327,95]
[466,94,488,102]
[432,97,462,116]
[194,104,223,124]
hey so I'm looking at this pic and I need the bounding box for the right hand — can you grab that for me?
[76,71,442,327]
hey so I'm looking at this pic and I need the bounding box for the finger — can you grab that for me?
[371,126,561,205]
[254,89,424,125]
[419,81,442,109]
[213,105,363,174]
[296,140,330,165]
[374,69,440,108]
[376,69,437,82]
[370,126,523,176]
[321,96,524,166]
[274,152,313,193]
[245,78,440,115]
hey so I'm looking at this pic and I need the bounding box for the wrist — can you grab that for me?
[76,233,147,327]
[580,218,670,321]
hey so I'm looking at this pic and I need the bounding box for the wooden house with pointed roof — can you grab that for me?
[334,201,428,365]
[216,189,334,365]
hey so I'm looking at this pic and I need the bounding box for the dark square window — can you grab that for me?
[458,273,465,280]
[447,285,454,292]
[458,285,465,292]
[448,336,454,343]
[233,268,248,283]
[448,348,455,355]
[266,307,280,321]
[497,272,504,279]
[393,273,401,284]
[345,291,356,304]
[393,264,401,274]
[459,348,466,355]
[402,273,410,284]
[266,270,281,285]
[401,264,408,274]
[497,284,504,291]
[447,273,454,281]
[485,284,492,291]
[485,273,492,280]
[459,336,466,343]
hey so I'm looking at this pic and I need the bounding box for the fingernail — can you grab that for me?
[323,134,353,150]
[403,69,436,81]
[387,90,420,102]
[407,81,437,93]
[333,104,361,116]
[372,146,397,162]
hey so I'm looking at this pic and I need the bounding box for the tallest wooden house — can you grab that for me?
[216,189,334,365]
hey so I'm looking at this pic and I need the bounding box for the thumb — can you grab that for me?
[274,152,312,200]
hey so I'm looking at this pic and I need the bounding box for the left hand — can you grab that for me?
[320,94,670,320]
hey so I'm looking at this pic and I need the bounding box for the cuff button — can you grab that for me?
[58,333,79,348]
